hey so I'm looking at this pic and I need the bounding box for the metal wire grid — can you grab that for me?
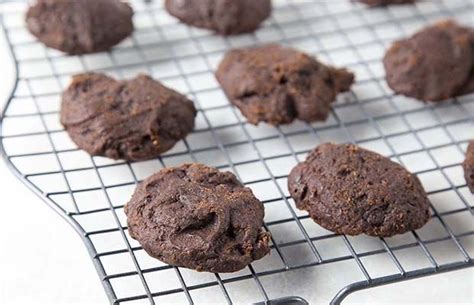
[0,0,473,304]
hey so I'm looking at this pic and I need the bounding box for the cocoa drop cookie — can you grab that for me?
[125,163,271,273]
[384,20,474,102]
[26,0,133,55]
[288,143,431,237]
[463,141,474,194]
[216,44,354,125]
[61,73,196,161]
[165,0,271,35]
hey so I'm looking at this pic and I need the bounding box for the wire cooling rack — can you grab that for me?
[0,0,473,304]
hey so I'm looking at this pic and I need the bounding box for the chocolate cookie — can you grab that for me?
[165,0,271,35]
[288,143,430,237]
[463,141,474,194]
[61,73,196,161]
[458,28,474,96]
[216,44,354,125]
[357,0,415,7]
[383,20,473,102]
[125,163,271,273]
[26,0,133,55]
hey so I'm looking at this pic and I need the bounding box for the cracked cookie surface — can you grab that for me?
[216,44,354,125]
[165,0,271,35]
[26,0,134,54]
[288,143,430,237]
[125,163,271,272]
[61,73,196,161]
